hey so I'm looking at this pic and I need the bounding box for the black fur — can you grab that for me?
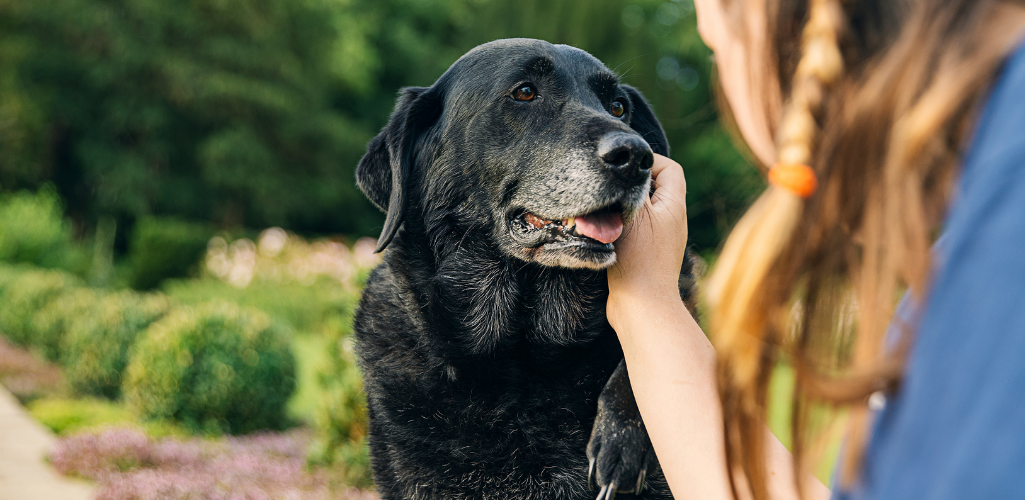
[354,39,695,500]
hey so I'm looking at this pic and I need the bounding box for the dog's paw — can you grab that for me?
[586,411,655,500]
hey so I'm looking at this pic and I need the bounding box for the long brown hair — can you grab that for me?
[705,0,1025,498]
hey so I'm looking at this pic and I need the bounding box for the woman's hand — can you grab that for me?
[608,154,690,329]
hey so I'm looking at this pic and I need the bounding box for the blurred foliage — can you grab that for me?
[0,186,88,271]
[287,334,330,423]
[165,228,374,332]
[62,292,172,399]
[0,0,761,252]
[32,287,103,362]
[0,226,372,461]
[0,230,373,481]
[0,0,376,236]
[309,314,371,487]
[128,217,215,289]
[29,397,182,437]
[166,278,356,333]
[0,265,81,347]
[178,229,373,482]
[124,301,297,434]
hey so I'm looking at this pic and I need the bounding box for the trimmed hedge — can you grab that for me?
[62,292,173,399]
[0,266,81,347]
[31,288,103,362]
[0,262,304,437]
[124,302,296,434]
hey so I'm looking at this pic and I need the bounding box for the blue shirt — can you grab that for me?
[834,41,1025,499]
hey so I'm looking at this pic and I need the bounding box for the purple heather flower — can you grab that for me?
[50,426,377,500]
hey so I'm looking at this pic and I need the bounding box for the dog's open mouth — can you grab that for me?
[515,205,625,247]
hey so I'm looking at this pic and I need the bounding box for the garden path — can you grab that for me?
[0,387,93,500]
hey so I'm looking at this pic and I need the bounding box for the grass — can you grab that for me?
[163,277,356,334]
[767,363,845,485]
[28,397,183,438]
[288,333,332,424]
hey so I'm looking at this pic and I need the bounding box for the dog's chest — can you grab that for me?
[373,359,613,500]
[355,259,623,499]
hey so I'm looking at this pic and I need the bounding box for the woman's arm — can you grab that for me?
[608,154,830,500]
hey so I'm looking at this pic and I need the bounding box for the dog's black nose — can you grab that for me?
[599,132,654,179]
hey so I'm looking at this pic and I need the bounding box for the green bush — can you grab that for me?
[62,292,173,399]
[124,301,296,434]
[0,186,74,268]
[128,217,215,290]
[0,264,27,292]
[31,288,104,362]
[164,277,358,334]
[29,397,137,435]
[28,397,180,437]
[310,315,371,487]
[0,266,81,347]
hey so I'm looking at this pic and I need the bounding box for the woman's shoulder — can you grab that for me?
[943,40,1025,259]
[960,40,1025,191]
[837,40,1025,500]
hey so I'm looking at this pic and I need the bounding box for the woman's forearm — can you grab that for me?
[607,155,828,499]
[610,291,733,499]
[609,292,830,500]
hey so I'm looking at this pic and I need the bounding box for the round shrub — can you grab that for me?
[124,302,296,434]
[31,288,103,362]
[0,264,26,289]
[310,316,371,487]
[0,187,74,268]
[62,292,173,399]
[0,266,81,347]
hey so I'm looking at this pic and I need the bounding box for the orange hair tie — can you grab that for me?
[769,162,818,199]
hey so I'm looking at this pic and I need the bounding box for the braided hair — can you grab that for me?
[704,0,1025,497]
[707,1,845,496]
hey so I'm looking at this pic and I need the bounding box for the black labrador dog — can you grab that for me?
[354,39,697,500]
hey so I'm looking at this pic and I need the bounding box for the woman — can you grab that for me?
[610,0,1025,498]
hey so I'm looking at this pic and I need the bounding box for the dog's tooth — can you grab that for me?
[564,217,575,228]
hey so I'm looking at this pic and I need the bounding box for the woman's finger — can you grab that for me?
[650,155,686,207]
[650,153,678,176]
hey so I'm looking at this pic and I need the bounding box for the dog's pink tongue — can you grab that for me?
[575,213,623,244]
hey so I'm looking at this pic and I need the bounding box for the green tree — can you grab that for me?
[0,0,380,234]
[0,0,763,252]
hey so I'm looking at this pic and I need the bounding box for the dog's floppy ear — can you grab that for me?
[357,86,443,253]
[622,85,670,156]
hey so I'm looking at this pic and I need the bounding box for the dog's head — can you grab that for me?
[357,39,668,269]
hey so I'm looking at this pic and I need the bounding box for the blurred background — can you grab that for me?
[0,0,770,498]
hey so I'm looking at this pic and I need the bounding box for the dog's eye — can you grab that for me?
[511,85,536,102]
[610,100,626,118]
